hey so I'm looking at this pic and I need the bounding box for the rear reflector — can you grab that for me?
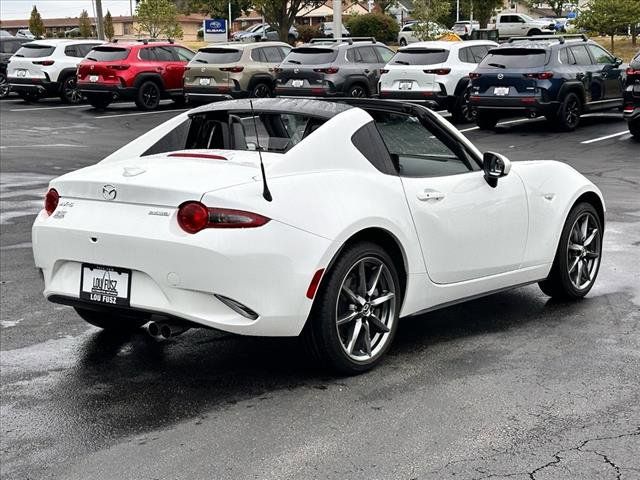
[168,152,227,160]
[520,97,536,104]
[306,269,325,299]
[177,201,270,233]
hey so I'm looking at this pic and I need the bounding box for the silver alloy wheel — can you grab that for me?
[349,85,366,98]
[335,256,396,362]
[252,83,270,98]
[64,77,82,103]
[567,212,601,290]
[0,73,9,98]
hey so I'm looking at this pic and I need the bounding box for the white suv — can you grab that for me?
[8,39,103,103]
[379,40,497,123]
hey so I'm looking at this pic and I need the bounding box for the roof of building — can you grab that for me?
[0,14,205,29]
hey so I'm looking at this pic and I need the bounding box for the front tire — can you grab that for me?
[74,308,149,331]
[451,87,476,123]
[539,202,602,299]
[135,80,161,110]
[303,242,401,374]
[60,75,83,104]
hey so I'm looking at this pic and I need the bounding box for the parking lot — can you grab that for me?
[1,96,638,479]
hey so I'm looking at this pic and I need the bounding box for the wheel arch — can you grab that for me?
[344,77,370,96]
[247,73,274,91]
[559,81,586,104]
[573,190,605,229]
[56,67,79,92]
[133,72,165,90]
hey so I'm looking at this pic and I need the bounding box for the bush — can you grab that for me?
[296,24,321,43]
[346,13,399,43]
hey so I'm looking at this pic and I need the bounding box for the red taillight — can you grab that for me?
[524,72,554,80]
[624,104,635,113]
[380,69,389,74]
[520,97,536,104]
[313,66,339,74]
[44,188,59,216]
[626,67,640,75]
[33,60,54,66]
[108,64,130,70]
[469,72,481,79]
[306,269,325,299]
[220,66,244,73]
[177,202,270,234]
[423,68,451,75]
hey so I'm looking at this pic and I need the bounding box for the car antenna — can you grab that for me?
[249,99,272,202]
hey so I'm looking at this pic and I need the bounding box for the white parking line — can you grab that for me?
[458,117,539,133]
[10,105,88,112]
[0,144,86,149]
[580,131,629,144]
[93,109,189,119]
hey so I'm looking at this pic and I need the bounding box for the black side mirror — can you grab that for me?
[614,57,623,67]
[483,151,511,187]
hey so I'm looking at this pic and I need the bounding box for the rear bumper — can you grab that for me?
[78,83,137,100]
[275,86,339,97]
[184,85,248,100]
[470,94,559,115]
[623,107,640,122]
[379,90,448,109]
[32,200,331,337]
[8,77,58,95]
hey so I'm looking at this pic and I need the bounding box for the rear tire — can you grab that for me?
[302,241,401,374]
[399,38,407,46]
[87,94,112,109]
[0,72,9,99]
[250,82,272,98]
[476,111,498,130]
[527,29,541,36]
[628,120,640,138]
[60,75,83,104]
[551,92,582,131]
[135,80,161,110]
[451,87,475,123]
[538,202,602,300]
[347,83,368,98]
[75,307,149,331]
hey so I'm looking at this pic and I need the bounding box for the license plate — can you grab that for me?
[493,87,510,96]
[16,69,27,77]
[199,77,211,86]
[80,263,131,306]
[292,79,304,88]
[89,75,99,82]
[399,81,413,90]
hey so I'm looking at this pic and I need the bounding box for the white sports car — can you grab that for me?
[32,98,604,373]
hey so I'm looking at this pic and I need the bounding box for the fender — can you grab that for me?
[558,80,586,104]
[247,73,274,91]
[344,76,371,95]
[133,72,166,90]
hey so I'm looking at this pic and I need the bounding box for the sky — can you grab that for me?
[0,1,134,20]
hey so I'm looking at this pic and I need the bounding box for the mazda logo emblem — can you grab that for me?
[102,185,117,201]
[294,68,299,74]
[90,65,94,70]
[201,67,206,72]
[497,73,504,80]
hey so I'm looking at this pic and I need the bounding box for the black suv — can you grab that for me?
[469,35,625,131]
[0,36,30,98]
[623,51,640,139]
[275,37,394,98]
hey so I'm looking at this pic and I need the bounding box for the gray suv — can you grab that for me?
[275,37,394,97]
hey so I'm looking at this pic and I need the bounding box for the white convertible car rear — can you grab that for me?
[32,98,604,373]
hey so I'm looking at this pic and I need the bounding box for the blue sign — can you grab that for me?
[204,19,227,35]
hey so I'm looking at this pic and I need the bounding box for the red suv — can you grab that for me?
[77,40,195,110]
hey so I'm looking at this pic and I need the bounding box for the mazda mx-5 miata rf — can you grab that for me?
[32,98,604,373]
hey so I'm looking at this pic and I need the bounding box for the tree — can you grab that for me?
[136,0,183,39]
[462,0,503,28]
[188,0,252,24]
[253,0,325,42]
[104,10,115,40]
[347,13,400,43]
[28,6,45,38]
[79,9,93,37]
[411,0,451,40]
[577,0,640,52]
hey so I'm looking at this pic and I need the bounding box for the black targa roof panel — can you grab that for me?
[188,98,354,119]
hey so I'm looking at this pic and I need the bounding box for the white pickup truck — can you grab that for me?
[488,13,556,38]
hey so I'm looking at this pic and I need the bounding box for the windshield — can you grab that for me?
[86,47,129,61]
[193,48,242,64]
[285,48,338,65]
[392,49,449,65]
[480,48,548,68]
[14,44,55,58]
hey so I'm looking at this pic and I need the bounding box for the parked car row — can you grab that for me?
[624,51,640,137]
[3,35,638,138]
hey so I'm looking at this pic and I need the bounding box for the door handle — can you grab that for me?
[364,69,370,73]
[417,189,445,201]
[576,73,585,80]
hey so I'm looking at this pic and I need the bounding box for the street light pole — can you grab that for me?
[332,0,342,38]
[456,0,460,21]
[95,0,105,39]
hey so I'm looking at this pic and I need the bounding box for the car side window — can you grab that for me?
[346,47,361,63]
[372,112,475,177]
[279,46,292,60]
[570,45,592,65]
[139,47,156,61]
[403,24,413,32]
[252,47,267,62]
[375,46,394,63]
[357,46,378,63]
[173,46,194,61]
[154,46,176,61]
[64,45,80,57]
[458,47,473,63]
[587,45,615,64]
[559,47,576,65]
[263,47,283,63]
[470,46,489,62]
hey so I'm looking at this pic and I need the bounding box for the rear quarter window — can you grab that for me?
[14,44,55,58]
[86,47,130,61]
[480,48,548,68]
[391,49,449,65]
[193,48,242,64]
[285,48,338,65]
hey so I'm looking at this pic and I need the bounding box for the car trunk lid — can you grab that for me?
[277,47,338,88]
[473,48,549,94]
[7,43,56,78]
[78,47,131,81]
[186,47,244,88]
[381,48,450,91]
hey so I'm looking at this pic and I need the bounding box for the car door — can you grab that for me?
[356,46,381,93]
[373,109,528,284]
[586,44,623,99]
[373,45,394,89]
[569,44,601,101]
[153,45,182,90]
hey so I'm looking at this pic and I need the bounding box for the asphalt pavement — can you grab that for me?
[1,96,639,480]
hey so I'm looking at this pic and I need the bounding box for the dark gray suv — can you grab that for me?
[275,37,394,97]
